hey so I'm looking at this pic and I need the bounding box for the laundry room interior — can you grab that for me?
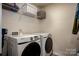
[1,3,79,56]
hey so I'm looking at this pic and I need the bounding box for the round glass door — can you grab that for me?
[45,37,53,53]
[21,42,41,56]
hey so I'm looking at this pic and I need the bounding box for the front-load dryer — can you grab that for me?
[7,35,41,56]
[33,33,53,56]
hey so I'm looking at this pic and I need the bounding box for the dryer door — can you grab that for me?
[45,37,53,53]
[21,42,41,56]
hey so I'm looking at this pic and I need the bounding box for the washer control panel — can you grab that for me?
[16,35,40,43]
[30,37,33,41]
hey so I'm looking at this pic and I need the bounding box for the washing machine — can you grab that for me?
[7,34,42,56]
[33,33,53,56]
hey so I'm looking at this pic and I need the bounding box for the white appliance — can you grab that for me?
[32,33,53,56]
[7,34,41,56]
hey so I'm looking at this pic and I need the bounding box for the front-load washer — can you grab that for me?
[7,34,41,56]
[32,33,53,56]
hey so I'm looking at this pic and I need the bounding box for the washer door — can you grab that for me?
[21,42,41,56]
[45,37,53,53]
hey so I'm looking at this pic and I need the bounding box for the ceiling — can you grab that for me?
[32,3,51,8]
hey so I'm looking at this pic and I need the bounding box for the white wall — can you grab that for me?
[2,9,40,35]
[0,4,2,54]
[40,3,77,55]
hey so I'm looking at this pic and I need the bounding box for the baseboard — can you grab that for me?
[53,51,77,56]
[53,51,65,56]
